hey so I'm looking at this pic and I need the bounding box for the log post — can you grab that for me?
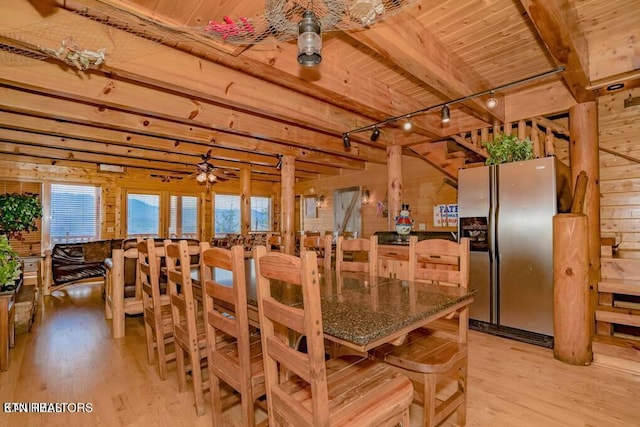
[240,167,251,235]
[281,155,295,255]
[387,146,403,229]
[531,120,541,158]
[553,213,592,365]
[544,127,555,157]
[569,101,600,338]
[43,249,52,296]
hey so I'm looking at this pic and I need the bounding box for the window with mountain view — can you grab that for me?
[169,195,198,238]
[127,193,160,238]
[251,196,271,231]
[214,194,241,235]
[51,183,101,244]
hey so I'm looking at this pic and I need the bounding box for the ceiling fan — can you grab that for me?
[189,149,238,188]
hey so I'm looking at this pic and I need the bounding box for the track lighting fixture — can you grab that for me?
[486,91,498,109]
[275,155,283,170]
[341,66,565,138]
[441,104,450,123]
[342,133,351,149]
[370,127,380,141]
[297,9,322,66]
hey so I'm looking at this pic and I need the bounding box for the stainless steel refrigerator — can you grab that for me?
[458,156,571,340]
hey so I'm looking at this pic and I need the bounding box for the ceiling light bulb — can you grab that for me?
[441,105,450,123]
[487,92,498,109]
[402,121,412,131]
[208,173,217,182]
[196,172,207,183]
[297,10,322,66]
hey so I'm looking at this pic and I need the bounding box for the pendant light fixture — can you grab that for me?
[297,7,322,66]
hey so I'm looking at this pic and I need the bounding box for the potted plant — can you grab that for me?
[484,133,535,165]
[0,192,43,240]
[0,235,20,289]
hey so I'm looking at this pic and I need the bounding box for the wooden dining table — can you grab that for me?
[196,259,476,353]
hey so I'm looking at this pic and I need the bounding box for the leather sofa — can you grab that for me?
[104,238,200,339]
[44,240,121,295]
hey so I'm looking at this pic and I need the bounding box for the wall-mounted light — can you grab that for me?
[361,187,370,205]
[316,193,325,208]
[342,133,351,149]
[297,9,322,66]
[441,104,450,123]
[370,127,380,141]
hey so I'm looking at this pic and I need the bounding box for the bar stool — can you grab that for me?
[253,246,413,426]
[370,237,471,427]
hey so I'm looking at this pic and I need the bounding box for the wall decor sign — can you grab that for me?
[434,204,458,227]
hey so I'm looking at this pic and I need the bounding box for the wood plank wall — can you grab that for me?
[0,160,277,253]
[599,87,640,251]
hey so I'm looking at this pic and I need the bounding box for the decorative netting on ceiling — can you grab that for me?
[0,0,420,69]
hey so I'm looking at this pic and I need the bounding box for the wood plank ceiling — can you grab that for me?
[0,0,638,183]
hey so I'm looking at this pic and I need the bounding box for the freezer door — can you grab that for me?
[496,157,556,336]
[458,166,492,323]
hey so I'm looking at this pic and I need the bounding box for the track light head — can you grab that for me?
[342,133,351,149]
[370,127,380,141]
[402,120,412,131]
[275,155,283,170]
[486,91,498,109]
[441,104,450,123]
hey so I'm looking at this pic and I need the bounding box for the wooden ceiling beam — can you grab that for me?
[1,0,386,145]
[0,109,346,175]
[0,62,386,163]
[346,9,505,125]
[519,0,594,102]
[0,87,355,172]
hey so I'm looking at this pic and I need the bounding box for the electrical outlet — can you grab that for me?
[418,223,426,230]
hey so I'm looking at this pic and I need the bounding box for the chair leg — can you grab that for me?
[422,373,437,427]
[189,347,205,416]
[209,371,224,426]
[156,329,168,381]
[241,388,256,427]
[457,362,468,426]
[144,322,155,364]
[176,346,187,392]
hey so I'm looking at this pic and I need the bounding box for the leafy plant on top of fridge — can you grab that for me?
[484,133,535,165]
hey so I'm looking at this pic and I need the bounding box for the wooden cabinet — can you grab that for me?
[377,245,411,280]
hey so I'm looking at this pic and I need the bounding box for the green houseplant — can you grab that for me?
[0,192,43,240]
[484,133,535,165]
[0,235,20,287]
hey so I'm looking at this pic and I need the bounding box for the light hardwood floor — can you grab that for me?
[1,283,639,427]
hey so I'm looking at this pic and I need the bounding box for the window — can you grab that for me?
[127,193,160,238]
[169,195,198,238]
[251,196,271,231]
[51,183,101,244]
[214,194,241,235]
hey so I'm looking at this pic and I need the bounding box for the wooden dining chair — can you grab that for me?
[201,243,266,426]
[370,237,471,427]
[165,239,209,417]
[301,233,332,272]
[335,235,378,275]
[138,238,174,381]
[253,245,413,426]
